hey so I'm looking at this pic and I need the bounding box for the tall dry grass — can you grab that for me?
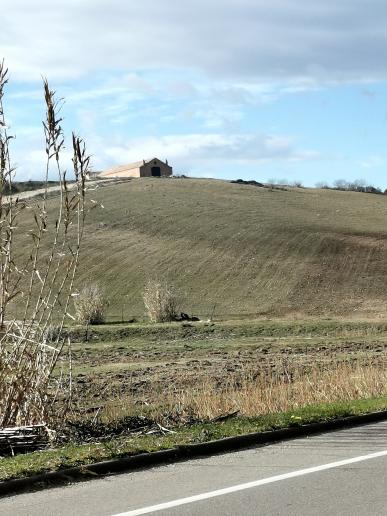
[94,356,387,425]
[165,362,387,421]
[0,62,89,428]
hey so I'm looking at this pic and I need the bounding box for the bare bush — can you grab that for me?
[0,61,89,428]
[74,284,107,325]
[143,279,180,322]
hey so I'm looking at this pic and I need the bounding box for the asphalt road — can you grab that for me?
[1,420,386,516]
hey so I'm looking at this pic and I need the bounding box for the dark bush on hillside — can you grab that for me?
[231,179,264,187]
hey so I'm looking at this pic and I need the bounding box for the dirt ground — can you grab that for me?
[65,327,387,413]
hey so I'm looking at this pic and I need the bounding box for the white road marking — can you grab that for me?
[112,449,387,516]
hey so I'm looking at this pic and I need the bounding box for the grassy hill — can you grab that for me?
[11,178,387,320]
[7,180,63,194]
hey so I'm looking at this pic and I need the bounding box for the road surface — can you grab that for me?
[1,420,386,515]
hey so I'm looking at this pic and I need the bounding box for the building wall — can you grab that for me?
[139,158,172,177]
[98,158,173,179]
[105,167,141,178]
[97,166,141,178]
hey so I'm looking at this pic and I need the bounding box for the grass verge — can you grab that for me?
[1,396,386,483]
[67,319,387,344]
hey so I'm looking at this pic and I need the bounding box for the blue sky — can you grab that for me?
[2,0,387,187]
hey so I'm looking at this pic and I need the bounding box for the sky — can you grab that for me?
[2,0,387,187]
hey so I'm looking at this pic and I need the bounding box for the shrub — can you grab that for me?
[74,284,107,325]
[143,280,180,322]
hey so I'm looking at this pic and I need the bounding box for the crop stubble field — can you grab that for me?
[11,178,387,321]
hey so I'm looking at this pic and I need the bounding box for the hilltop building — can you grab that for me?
[98,158,173,179]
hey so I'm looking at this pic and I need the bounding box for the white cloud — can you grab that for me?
[3,1,382,184]
[101,132,319,171]
[360,156,385,169]
[15,147,74,180]
[66,75,155,103]
[10,129,320,180]
[2,1,387,85]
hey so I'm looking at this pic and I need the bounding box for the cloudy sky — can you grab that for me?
[2,0,387,186]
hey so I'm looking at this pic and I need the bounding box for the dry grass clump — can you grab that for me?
[143,279,180,322]
[74,284,107,325]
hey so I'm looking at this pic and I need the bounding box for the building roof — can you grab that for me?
[99,158,169,177]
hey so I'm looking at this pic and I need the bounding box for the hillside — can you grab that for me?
[12,178,387,320]
[7,180,63,194]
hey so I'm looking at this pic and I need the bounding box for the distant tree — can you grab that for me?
[326,179,382,195]
[353,179,367,191]
[315,181,330,189]
[333,179,349,190]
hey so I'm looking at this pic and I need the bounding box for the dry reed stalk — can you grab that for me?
[0,63,89,428]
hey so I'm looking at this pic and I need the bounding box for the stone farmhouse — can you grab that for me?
[98,158,173,179]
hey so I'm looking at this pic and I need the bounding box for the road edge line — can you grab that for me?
[114,449,387,516]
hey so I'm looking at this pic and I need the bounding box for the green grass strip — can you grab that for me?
[1,396,387,482]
